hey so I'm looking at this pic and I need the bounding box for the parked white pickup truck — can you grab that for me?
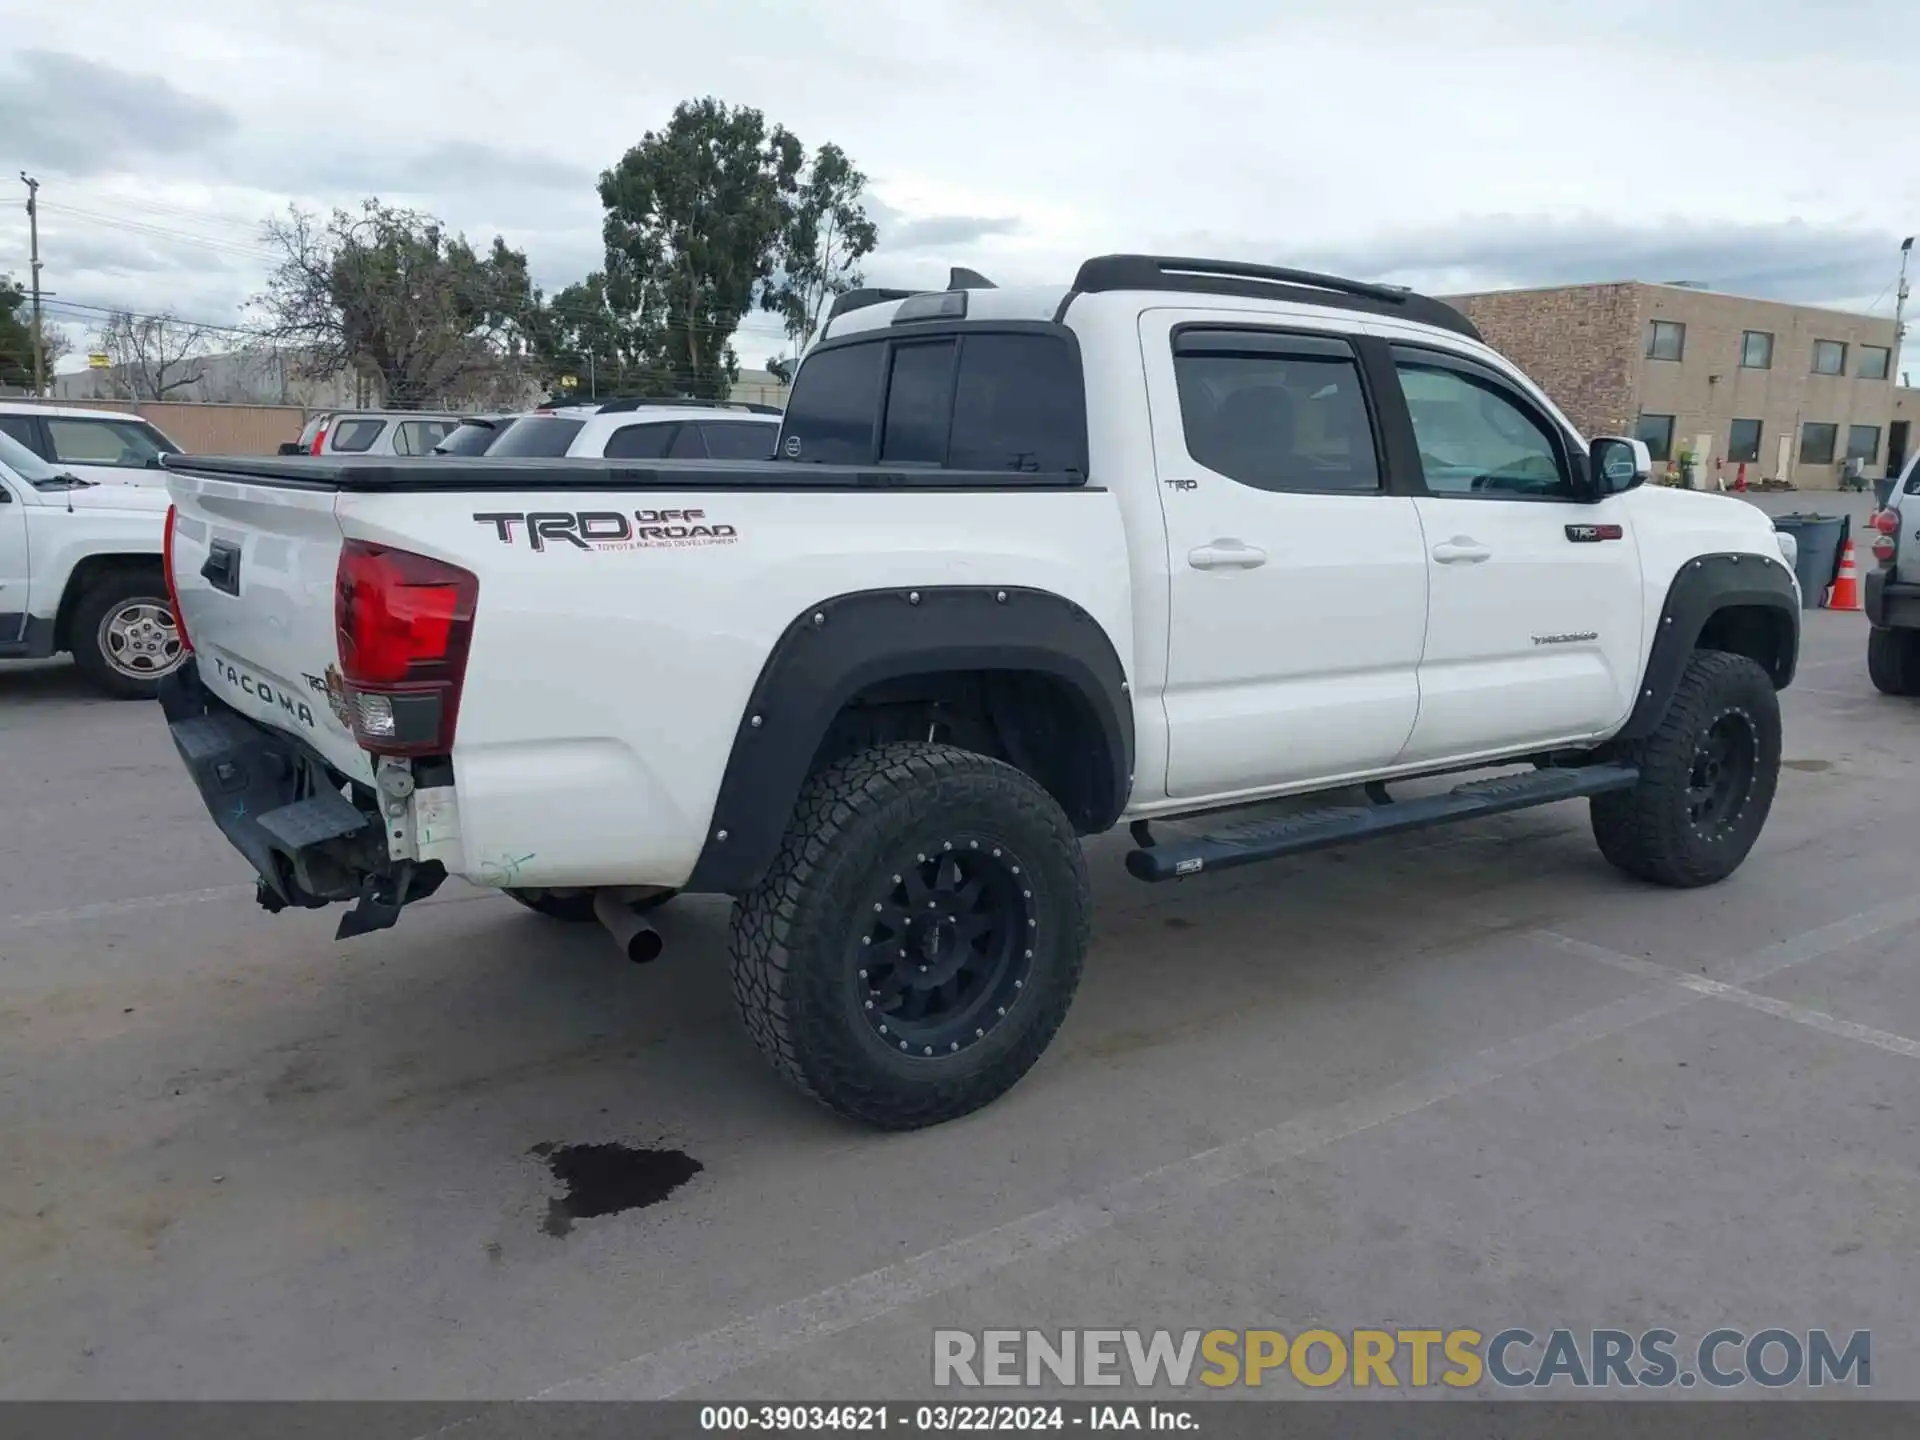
[1,427,184,696]
[157,255,1802,1129]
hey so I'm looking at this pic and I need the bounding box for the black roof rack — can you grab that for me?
[1064,254,1482,341]
[591,396,782,416]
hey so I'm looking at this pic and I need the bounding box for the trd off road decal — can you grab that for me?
[471,509,740,553]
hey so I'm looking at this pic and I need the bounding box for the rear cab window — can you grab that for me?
[779,326,1086,475]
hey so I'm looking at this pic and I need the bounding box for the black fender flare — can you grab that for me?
[1614,551,1800,744]
[684,586,1134,894]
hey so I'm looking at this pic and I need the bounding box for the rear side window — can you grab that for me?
[330,418,385,453]
[701,421,776,459]
[393,420,455,455]
[602,422,677,460]
[1174,332,1380,494]
[781,341,885,464]
[487,416,586,457]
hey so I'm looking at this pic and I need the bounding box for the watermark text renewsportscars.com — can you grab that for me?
[933,1327,1871,1391]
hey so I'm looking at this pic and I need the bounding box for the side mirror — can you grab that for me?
[1589,436,1651,495]
[276,441,303,456]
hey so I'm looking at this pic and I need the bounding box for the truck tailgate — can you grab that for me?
[166,468,372,784]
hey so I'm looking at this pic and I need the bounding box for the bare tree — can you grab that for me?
[91,310,214,399]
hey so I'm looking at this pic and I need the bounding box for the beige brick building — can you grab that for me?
[1444,281,1907,490]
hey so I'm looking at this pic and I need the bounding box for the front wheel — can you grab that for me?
[70,571,188,699]
[1590,650,1781,888]
[1867,626,1920,696]
[729,742,1091,1130]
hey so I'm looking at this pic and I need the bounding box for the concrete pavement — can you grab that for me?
[2,608,1917,1405]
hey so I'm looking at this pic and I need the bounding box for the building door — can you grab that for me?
[1890,421,1909,479]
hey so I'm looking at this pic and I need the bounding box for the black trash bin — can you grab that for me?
[1772,513,1849,609]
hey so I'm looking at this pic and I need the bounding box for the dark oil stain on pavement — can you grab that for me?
[532,1141,702,1237]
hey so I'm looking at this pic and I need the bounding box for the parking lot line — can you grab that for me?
[1538,928,1920,1062]
[526,894,1914,1403]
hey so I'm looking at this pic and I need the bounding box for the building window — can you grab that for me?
[1728,418,1763,464]
[1847,425,1881,464]
[1800,422,1838,465]
[1635,413,1675,462]
[1739,331,1773,369]
[1858,345,1892,381]
[1645,320,1686,362]
[1812,340,1847,376]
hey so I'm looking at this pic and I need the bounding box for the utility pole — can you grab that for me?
[20,172,44,397]
[1894,236,1914,391]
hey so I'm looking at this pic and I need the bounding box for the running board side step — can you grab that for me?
[1124,765,1640,882]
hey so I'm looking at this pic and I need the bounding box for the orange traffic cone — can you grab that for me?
[1827,539,1863,611]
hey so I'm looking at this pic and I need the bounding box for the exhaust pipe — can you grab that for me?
[593,888,665,965]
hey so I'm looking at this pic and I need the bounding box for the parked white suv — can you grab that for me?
[159,254,1802,1128]
[0,402,182,489]
[486,399,782,461]
[0,427,181,696]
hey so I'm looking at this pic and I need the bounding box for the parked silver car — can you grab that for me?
[279,411,462,458]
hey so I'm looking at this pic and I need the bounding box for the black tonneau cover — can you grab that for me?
[161,455,1093,493]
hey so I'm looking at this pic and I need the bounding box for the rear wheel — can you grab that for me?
[729,742,1090,1130]
[70,570,188,699]
[1591,650,1780,888]
[1867,626,1920,696]
[506,887,676,922]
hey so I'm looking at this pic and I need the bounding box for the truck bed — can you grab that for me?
[160,451,1132,894]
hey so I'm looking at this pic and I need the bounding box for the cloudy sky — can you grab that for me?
[1,0,1914,375]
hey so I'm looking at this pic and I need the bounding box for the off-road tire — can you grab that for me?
[729,741,1090,1130]
[1591,650,1781,888]
[506,887,677,922]
[1867,626,1920,696]
[70,568,186,700]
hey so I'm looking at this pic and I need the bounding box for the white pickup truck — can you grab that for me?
[1,427,184,696]
[157,255,1802,1129]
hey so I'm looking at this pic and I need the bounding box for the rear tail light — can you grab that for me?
[333,540,478,756]
[1872,508,1901,566]
[162,503,192,653]
[309,424,328,456]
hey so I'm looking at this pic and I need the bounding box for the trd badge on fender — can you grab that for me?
[1566,523,1625,543]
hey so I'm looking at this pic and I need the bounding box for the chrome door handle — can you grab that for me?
[1188,540,1268,570]
[1431,538,1491,564]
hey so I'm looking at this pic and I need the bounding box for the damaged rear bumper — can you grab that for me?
[158,664,445,936]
